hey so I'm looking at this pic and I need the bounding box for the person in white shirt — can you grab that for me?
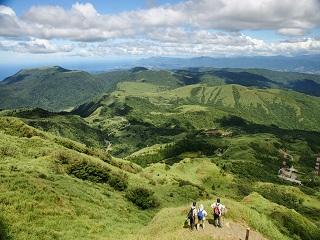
[211,198,225,227]
[197,204,208,230]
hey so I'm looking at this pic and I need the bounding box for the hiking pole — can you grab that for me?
[245,228,250,240]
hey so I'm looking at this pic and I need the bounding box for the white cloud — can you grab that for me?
[1,0,319,41]
[146,28,258,46]
[0,1,320,57]
[0,38,74,54]
[278,28,307,36]
[0,5,16,16]
[72,2,99,18]
[76,35,320,57]
[184,0,320,32]
[1,29,320,57]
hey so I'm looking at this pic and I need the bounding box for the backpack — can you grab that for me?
[213,205,221,216]
[187,208,194,219]
[197,210,204,220]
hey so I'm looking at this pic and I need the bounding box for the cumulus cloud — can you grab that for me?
[0,38,74,54]
[0,5,15,16]
[75,34,320,57]
[1,32,320,57]
[184,0,320,32]
[0,0,319,41]
[0,1,319,56]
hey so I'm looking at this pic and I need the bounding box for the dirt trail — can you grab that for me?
[176,219,267,240]
[132,217,267,240]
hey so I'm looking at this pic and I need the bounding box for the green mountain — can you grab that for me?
[0,66,118,111]
[2,66,320,112]
[71,82,320,157]
[174,68,320,96]
[0,68,320,240]
[0,66,181,111]
[0,114,319,240]
[138,55,320,74]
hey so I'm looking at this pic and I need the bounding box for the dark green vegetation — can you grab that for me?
[2,66,320,111]
[125,187,160,209]
[174,68,320,96]
[0,66,110,111]
[0,217,9,240]
[0,108,106,148]
[0,66,179,111]
[0,67,320,240]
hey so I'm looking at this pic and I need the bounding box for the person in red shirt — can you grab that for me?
[211,198,225,228]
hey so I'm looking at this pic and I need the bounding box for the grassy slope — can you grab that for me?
[97,82,320,131]
[1,76,320,240]
[0,116,319,239]
[175,68,320,97]
[0,117,225,239]
[77,81,320,157]
[161,84,320,131]
[0,117,155,240]
[0,108,106,148]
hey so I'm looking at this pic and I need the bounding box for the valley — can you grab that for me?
[0,67,319,240]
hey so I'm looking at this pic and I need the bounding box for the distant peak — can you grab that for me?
[130,67,149,73]
[21,66,72,72]
[2,66,72,85]
[52,66,70,71]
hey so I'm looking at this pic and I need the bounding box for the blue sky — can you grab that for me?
[2,0,183,15]
[0,0,320,65]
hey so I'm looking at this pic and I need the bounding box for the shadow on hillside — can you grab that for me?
[0,107,71,119]
[218,115,320,151]
[214,70,276,88]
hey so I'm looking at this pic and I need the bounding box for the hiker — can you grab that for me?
[211,198,225,228]
[197,204,208,230]
[187,202,197,230]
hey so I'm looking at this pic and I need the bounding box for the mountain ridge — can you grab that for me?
[138,54,320,74]
[1,66,320,111]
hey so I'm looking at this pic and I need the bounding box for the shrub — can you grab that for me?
[125,187,160,209]
[67,160,128,191]
[272,210,320,240]
[37,172,48,179]
[177,179,205,191]
[237,183,253,197]
[55,150,70,164]
[0,217,9,240]
[178,179,191,187]
[257,186,300,209]
[228,161,276,182]
[55,150,128,191]
[301,176,320,189]
[68,160,110,183]
[0,146,16,157]
[108,172,128,191]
